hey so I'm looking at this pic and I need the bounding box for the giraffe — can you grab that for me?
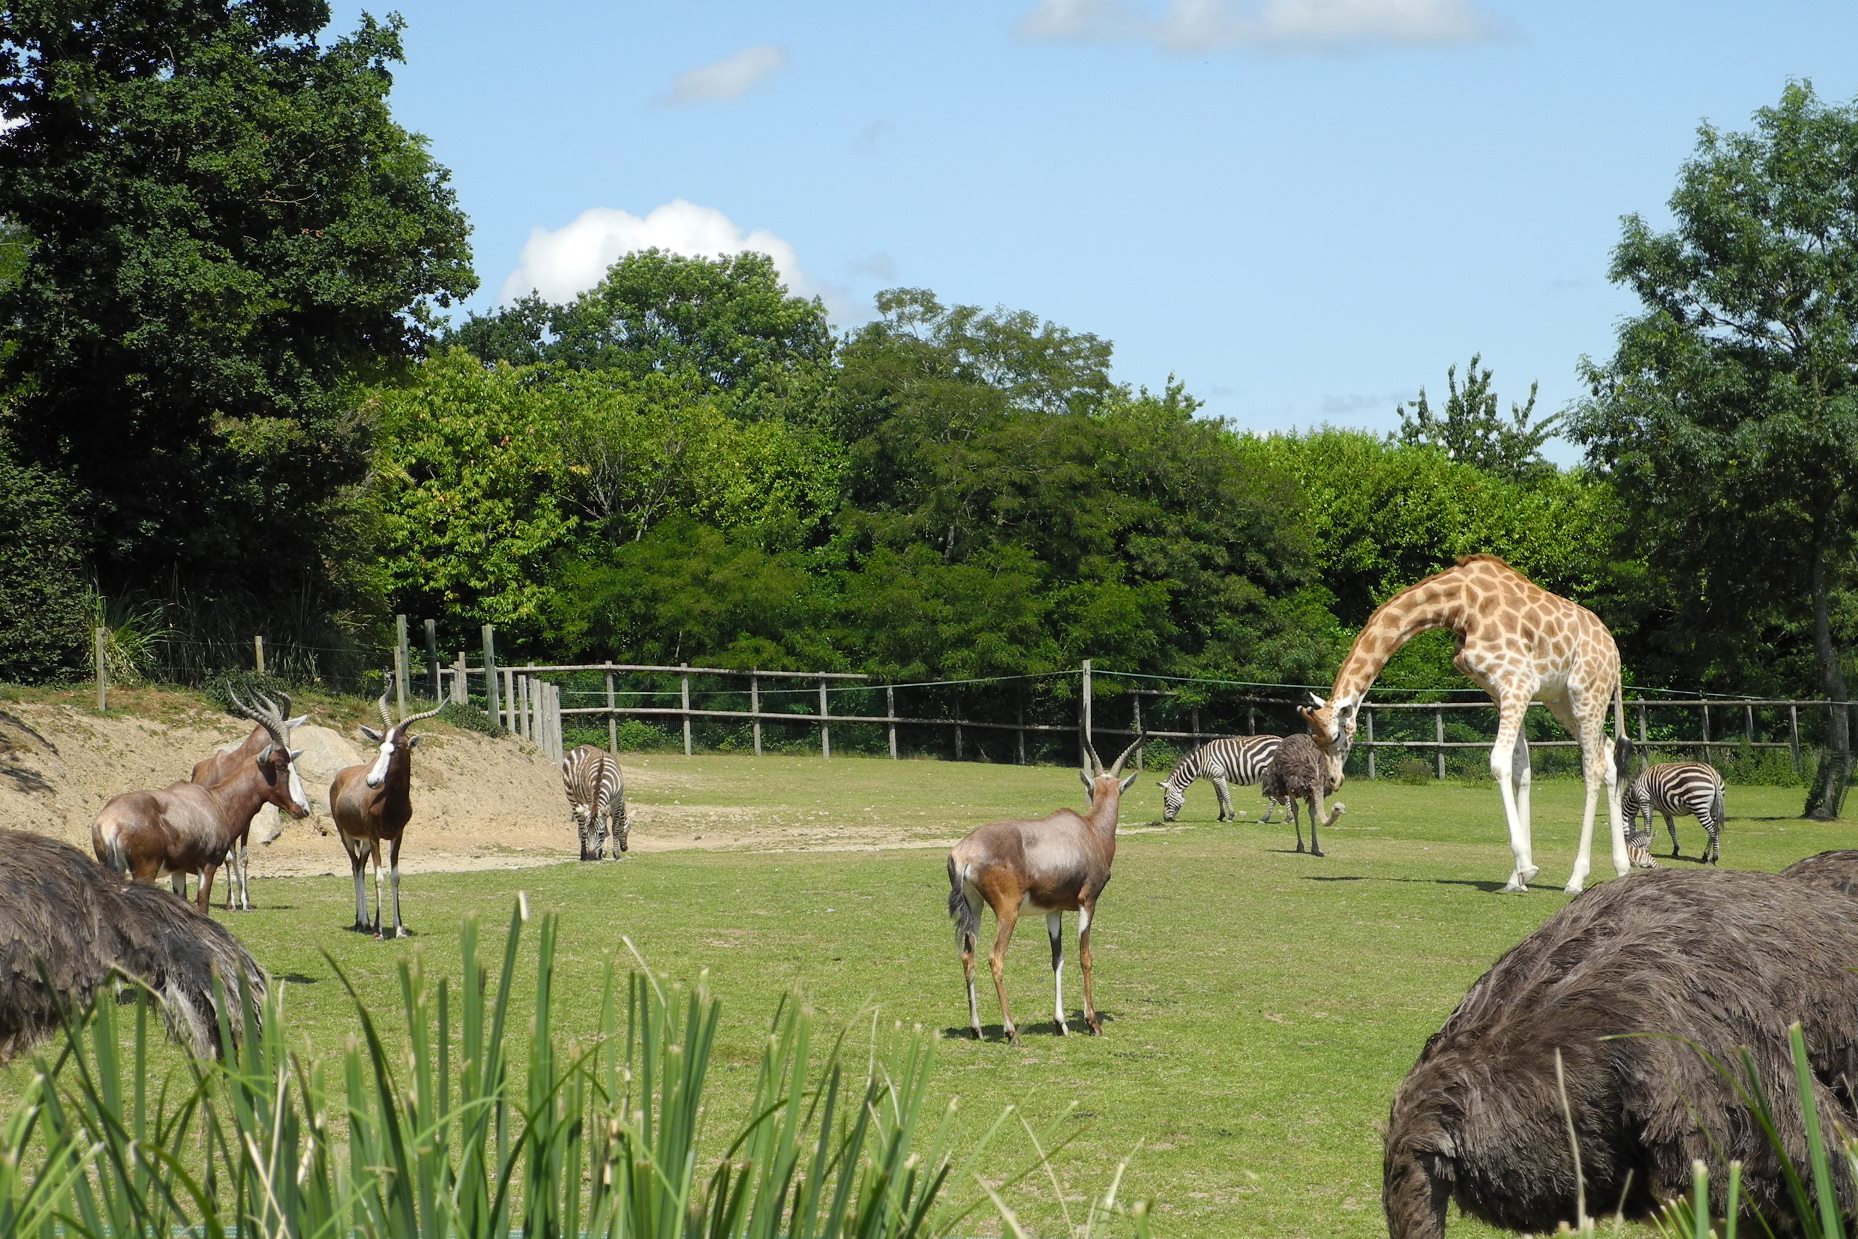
[1301,555,1631,894]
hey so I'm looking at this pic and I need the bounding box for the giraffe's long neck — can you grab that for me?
[1330,575,1475,702]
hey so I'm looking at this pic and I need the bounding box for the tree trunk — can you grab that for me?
[1804,547,1852,820]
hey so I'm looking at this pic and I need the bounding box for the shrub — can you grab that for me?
[0,448,90,683]
[1386,756,1434,785]
[439,698,504,737]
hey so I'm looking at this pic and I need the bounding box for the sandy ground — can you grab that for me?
[0,698,711,880]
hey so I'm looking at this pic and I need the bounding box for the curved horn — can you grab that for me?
[229,684,290,753]
[1105,730,1149,778]
[375,676,393,729]
[399,703,444,731]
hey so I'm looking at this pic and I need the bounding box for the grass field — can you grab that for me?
[10,753,1850,1237]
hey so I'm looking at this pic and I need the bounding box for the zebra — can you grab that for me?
[561,744,627,861]
[1157,735,1286,823]
[1620,760,1726,866]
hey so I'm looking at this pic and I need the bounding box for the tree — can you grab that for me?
[0,1,474,616]
[1394,354,1558,480]
[1566,81,1858,818]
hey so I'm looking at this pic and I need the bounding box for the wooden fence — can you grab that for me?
[429,650,1854,779]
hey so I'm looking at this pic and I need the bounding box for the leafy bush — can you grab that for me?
[439,698,505,737]
[0,448,90,683]
[1386,756,1434,785]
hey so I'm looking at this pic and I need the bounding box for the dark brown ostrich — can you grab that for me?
[1384,869,1858,1238]
[1258,732,1345,856]
[1779,849,1858,898]
[0,831,267,1061]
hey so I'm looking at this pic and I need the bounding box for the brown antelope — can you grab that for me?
[946,731,1145,1045]
[92,689,310,915]
[328,689,441,938]
[190,696,309,911]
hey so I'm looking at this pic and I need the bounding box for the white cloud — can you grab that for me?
[660,44,788,105]
[1019,0,1505,52]
[498,200,818,307]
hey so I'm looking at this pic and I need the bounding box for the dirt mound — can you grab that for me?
[0,699,578,877]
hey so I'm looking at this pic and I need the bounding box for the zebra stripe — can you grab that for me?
[1158,735,1285,822]
[562,744,628,860]
[1622,761,1726,866]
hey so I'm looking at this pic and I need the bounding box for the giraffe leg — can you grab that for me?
[986,900,1021,1046]
[1488,700,1538,892]
[1566,705,1626,892]
[1078,897,1104,1035]
[1047,910,1068,1035]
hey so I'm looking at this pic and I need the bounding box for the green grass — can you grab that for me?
[10,755,1846,1237]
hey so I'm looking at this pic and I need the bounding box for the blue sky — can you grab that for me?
[329,0,1858,464]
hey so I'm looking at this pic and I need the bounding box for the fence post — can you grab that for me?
[95,626,108,712]
[1247,703,1257,734]
[1080,660,1093,762]
[1638,701,1648,748]
[482,625,499,723]
[751,672,763,757]
[1365,708,1377,780]
[394,615,409,716]
[452,651,467,704]
[1435,707,1446,780]
[549,682,562,762]
[606,667,617,755]
[253,635,265,676]
[887,686,898,759]
[517,675,530,742]
[681,663,692,758]
[424,619,439,701]
[1132,694,1143,771]
[1017,697,1026,766]
[1790,703,1801,775]
[1700,701,1710,761]
[819,679,831,760]
[501,667,515,732]
[1191,706,1200,743]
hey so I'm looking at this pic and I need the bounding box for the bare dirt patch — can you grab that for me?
[0,696,953,880]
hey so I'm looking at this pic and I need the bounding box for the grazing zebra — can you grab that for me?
[1621,761,1726,866]
[561,744,628,861]
[1157,735,1285,823]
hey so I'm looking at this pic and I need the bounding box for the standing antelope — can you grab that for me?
[946,732,1145,1045]
[562,744,627,860]
[191,695,309,911]
[92,689,310,915]
[328,690,442,938]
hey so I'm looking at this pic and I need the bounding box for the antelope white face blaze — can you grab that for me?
[364,728,400,787]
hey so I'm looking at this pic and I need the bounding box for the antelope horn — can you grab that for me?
[375,676,393,729]
[399,703,444,731]
[1106,730,1149,778]
[229,684,290,753]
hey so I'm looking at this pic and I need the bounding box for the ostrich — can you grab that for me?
[0,831,267,1061]
[1779,849,1858,898]
[1384,869,1858,1238]
[1259,732,1346,856]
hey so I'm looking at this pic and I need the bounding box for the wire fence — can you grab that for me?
[101,618,1858,787]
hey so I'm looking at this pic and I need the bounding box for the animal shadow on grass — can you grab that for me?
[277,972,320,985]
[341,922,415,938]
[1303,874,1515,894]
[940,1013,1116,1042]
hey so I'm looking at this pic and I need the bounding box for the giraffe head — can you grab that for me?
[1300,692,1359,761]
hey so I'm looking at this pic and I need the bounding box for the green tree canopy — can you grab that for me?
[0,0,474,616]
[1566,80,1858,817]
[1394,354,1558,480]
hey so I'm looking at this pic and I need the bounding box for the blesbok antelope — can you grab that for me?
[190,695,309,911]
[946,731,1145,1046]
[92,689,310,915]
[328,688,442,938]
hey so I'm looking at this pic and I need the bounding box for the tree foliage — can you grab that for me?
[0,0,473,622]
[1567,80,1858,816]
[1394,354,1557,481]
